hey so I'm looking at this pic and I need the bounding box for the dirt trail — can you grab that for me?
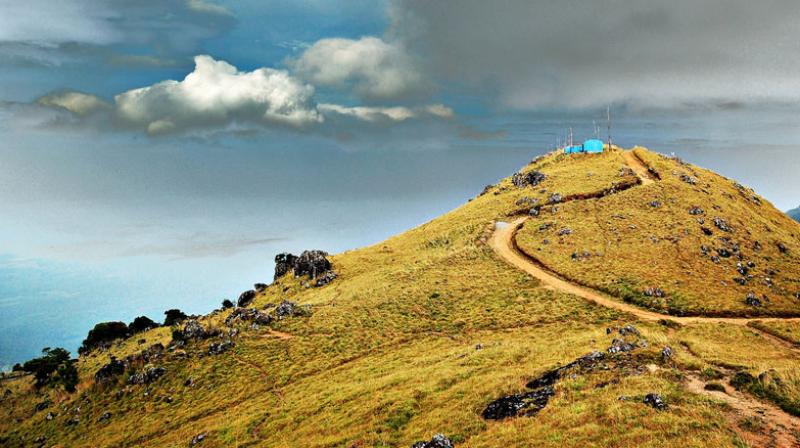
[685,375,800,447]
[621,150,656,185]
[264,329,293,340]
[490,150,800,330]
[491,218,800,328]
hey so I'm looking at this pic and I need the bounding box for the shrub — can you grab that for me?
[128,316,159,334]
[163,309,188,326]
[22,347,77,391]
[79,322,129,354]
[221,299,234,309]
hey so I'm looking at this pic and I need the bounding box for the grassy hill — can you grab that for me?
[2,147,800,448]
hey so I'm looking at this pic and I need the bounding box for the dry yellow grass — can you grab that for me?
[1,147,798,447]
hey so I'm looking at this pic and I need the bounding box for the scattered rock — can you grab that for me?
[314,270,338,287]
[274,300,303,319]
[688,206,704,215]
[701,227,713,236]
[547,193,562,204]
[745,292,763,307]
[190,432,207,446]
[95,357,126,383]
[557,228,572,236]
[237,290,257,307]
[679,173,697,185]
[643,287,665,298]
[712,217,732,232]
[618,325,640,336]
[607,338,636,354]
[208,341,234,355]
[127,366,165,385]
[45,412,55,421]
[512,170,546,188]
[181,319,212,340]
[225,307,273,326]
[649,201,661,208]
[98,412,111,422]
[525,351,605,389]
[481,386,555,420]
[777,242,788,254]
[643,393,667,410]
[411,434,454,448]
[661,346,673,360]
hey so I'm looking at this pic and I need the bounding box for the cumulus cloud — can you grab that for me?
[392,0,800,110]
[290,36,426,101]
[27,55,452,136]
[114,55,322,134]
[37,91,110,117]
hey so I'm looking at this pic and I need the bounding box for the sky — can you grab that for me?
[1,0,799,368]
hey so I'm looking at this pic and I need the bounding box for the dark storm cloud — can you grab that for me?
[391,0,800,110]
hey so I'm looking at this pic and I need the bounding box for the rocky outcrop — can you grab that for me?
[273,250,336,286]
[512,170,546,188]
[643,393,667,410]
[225,307,273,326]
[481,386,555,420]
[127,366,165,385]
[237,290,257,307]
[274,300,304,319]
[411,434,454,448]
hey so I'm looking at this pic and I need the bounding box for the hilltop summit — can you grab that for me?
[3,147,800,448]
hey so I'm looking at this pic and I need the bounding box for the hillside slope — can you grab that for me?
[2,147,800,448]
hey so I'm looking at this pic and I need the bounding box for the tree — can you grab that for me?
[128,316,159,334]
[79,322,130,354]
[22,347,77,391]
[221,299,234,309]
[163,309,188,326]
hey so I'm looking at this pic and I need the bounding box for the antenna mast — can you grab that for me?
[606,105,612,150]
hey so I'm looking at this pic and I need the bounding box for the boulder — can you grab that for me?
[127,366,165,385]
[182,320,209,340]
[411,434,454,448]
[237,290,257,307]
[225,307,273,326]
[274,300,303,319]
[688,206,704,215]
[643,393,667,410]
[712,217,732,232]
[274,253,298,280]
[314,270,338,287]
[208,341,234,355]
[481,386,555,420]
[607,338,636,354]
[293,250,332,279]
[511,170,546,188]
[745,292,762,307]
[94,357,126,384]
[190,432,207,446]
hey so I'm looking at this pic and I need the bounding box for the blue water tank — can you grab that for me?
[564,145,583,154]
[583,139,604,153]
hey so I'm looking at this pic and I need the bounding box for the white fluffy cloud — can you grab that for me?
[114,55,323,134]
[31,55,452,135]
[290,37,425,101]
[37,91,110,116]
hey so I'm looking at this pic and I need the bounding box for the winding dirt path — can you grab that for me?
[490,150,800,329]
[490,218,800,328]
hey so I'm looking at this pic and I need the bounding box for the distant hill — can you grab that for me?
[789,206,800,222]
[3,147,800,448]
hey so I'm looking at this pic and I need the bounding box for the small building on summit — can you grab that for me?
[563,139,605,154]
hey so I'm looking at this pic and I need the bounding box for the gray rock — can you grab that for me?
[643,393,667,410]
[411,434,454,448]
